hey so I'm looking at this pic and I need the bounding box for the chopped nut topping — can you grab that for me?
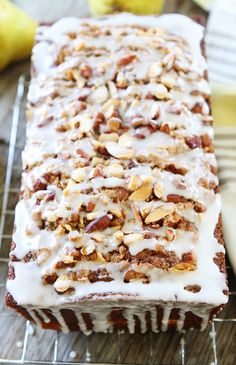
[17,17,224,306]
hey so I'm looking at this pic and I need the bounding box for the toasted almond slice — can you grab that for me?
[96,252,106,263]
[110,209,122,218]
[106,142,134,160]
[87,212,101,221]
[160,75,175,89]
[63,255,75,264]
[106,163,124,178]
[172,262,196,272]
[108,81,118,98]
[64,179,76,196]
[129,184,152,201]
[65,224,73,232]
[98,133,118,142]
[128,175,142,191]
[116,71,128,88]
[153,84,168,99]
[107,117,121,131]
[81,242,96,256]
[124,233,143,245]
[37,248,50,265]
[54,275,71,293]
[90,85,108,103]
[145,206,174,224]
[153,183,164,198]
[79,113,93,133]
[71,167,86,183]
[148,62,162,78]
[114,230,124,242]
[118,132,133,147]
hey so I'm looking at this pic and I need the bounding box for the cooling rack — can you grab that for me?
[0,75,235,365]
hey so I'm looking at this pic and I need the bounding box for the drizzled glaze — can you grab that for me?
[6,13,228,333]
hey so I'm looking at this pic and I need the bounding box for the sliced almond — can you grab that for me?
[54,275,71,293]
[90,85,108,103]
[172,262,196,272]
[110,209,122,218]
[153,183,163,198]
[106,142,134,160]
[129,184,152,201]
[114,230,124,242]
[46,210,58,223]
[79,114,93,133]
[106,163,124,178]
[124,233,143,245]
[108,81,118,98]
[98,133,118,142]
[116,71,128,88]
[63,179,76,196]
[37,248,50,265]
[153,84,168,99]
[68,231,83,242]
[86,212,99,221]
[145,206,174,224]
[148,62,162,78]
[118,133,132,147]
[107,117,121,131]
[81,242,96,256]
[160,75,175,89]
[128,175,142,191]
[65,224,73,232]
[63,255,75,264]
[71,167,86,183]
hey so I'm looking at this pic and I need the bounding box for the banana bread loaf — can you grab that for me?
[6,13,228,333]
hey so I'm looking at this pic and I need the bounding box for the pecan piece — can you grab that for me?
[167,194,185,203]
[117,55,136,66]
[79,63,93,78]
[37,115,53,128]
[86,202,96,212]
[33,179,47,192]
[97,145,110,157]
[88,268,113,283]
[201,134,213,152]
[191,103,202,114]
[184,285,201,293]
[186,136,201,149]
[124,270,149,284]
[108,187,130,202]
[45,191,55,202]
[76,148,90,160]
[165,164,188,175]
[42,272,58,285]
[160,123,170,134]
[85,214,111,233]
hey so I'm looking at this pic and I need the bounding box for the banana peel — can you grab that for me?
[88,0,164,16]
[0,0,37,71]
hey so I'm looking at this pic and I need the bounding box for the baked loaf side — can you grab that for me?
[6,13,228,333]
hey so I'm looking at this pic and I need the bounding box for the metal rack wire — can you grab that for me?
[0,75,235,365]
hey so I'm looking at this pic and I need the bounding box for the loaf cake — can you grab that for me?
[6,13,228,333]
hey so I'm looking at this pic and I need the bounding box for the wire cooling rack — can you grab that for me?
[0,75,235,365]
